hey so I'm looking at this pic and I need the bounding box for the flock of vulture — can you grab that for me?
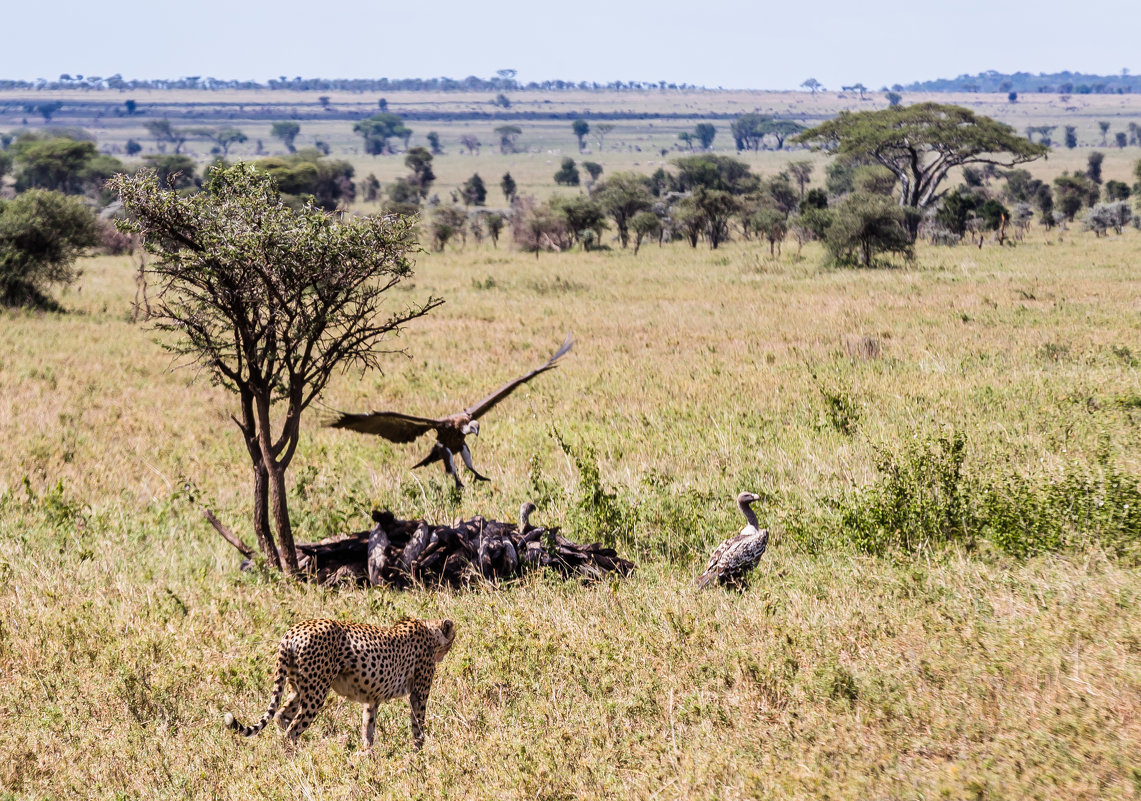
[326,335,769,590]
[295,504,635,588]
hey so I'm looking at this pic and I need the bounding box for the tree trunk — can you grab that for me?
[238,391,279,569]
[265,457,299,573]
[251,459,278,568]
[253,391,299,573]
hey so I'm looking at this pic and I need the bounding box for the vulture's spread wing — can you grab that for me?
[327,410,441,443]
[464,334,574,420]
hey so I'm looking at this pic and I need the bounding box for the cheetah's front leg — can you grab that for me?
[360,702,377,751]
[408,669,435,750]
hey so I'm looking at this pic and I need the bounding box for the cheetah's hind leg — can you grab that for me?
[275,688,302,731]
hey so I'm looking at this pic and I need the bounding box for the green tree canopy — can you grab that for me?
[795,103,1048,236]
[554,157,580,186]
[495,125,523,154]
[110,163,441,574]
[551,194,606,248]
[143,119,189,153]
[629,211,661,255]
[693,123,716,150]
[270,121,300,153]
[672,154,758,194]
[483,211,505,247]
[354,113,411,155]
[823,192,914,267]
[500,172,517,203]
[593,171,653,248]
[142,153,198,190]
[730,113,769,151]
[572,119,589,152]
[461,173,487,207]
[213,128,248,156]
[582,161,603,182]
[403,147,435,200]
[0,189,97,308]
[257,150,356,210]
[10,134,124,196]
[935,186,982,237]
[1054,172,1099,220]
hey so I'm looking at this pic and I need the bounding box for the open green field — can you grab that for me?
[3,205,1141,797]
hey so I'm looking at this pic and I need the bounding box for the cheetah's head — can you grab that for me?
[429,619,456,662]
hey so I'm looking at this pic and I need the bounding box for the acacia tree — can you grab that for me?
[110,164,442,574]
[786,160,813,202]
[824,193,913,267]
[553,157,579,186]
[630,211,660,254]
[795,103,1047,238]
[460,173,487,206]
[593,171,653,248]
[213,128,248,156]
[460,134,481,155]
[144,119,189,154]
[270,121,300,153]
[500,172,517,203]
[354,113,411,155]
[730,113,769,151]
[594,123,615,152]
[693,123,716,150]
[572,119,589,152]
[403,147,435,200]
[494,125,522,154]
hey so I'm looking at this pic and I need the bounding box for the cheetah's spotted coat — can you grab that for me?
[224,617,455,750]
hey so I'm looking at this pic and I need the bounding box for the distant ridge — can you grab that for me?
[900,70,1139,95]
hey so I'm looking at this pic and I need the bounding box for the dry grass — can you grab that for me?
[2,201,1141,797]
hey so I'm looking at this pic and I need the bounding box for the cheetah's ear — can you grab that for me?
[440,619,455,639]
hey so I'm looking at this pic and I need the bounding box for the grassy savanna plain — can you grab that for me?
[2,86,1141,798]
[3,87,1141,201]
[3,223,1141,798]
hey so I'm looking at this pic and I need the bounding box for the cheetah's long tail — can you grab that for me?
[224,647,289,738]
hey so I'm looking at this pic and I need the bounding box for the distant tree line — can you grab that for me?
[900,70,1141,95]
[0,74,708,93]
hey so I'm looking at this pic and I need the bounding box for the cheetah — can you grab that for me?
[224,617,455,750]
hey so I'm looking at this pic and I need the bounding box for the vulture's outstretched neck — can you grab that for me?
[738,497,759,530]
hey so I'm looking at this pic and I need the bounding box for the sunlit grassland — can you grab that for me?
[2,215,1141,797]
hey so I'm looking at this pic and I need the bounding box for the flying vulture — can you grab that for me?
[695,491,769,590]
[329,335,573,488]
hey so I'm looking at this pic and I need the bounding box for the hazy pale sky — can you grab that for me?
[2,0,1137,90]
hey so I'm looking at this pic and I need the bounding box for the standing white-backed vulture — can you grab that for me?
[695,491,769,589]
[328,335,573,488]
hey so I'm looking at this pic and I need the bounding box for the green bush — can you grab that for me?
[0,189,97,308]
[841,432,968,554]
[829,431,1141,560]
